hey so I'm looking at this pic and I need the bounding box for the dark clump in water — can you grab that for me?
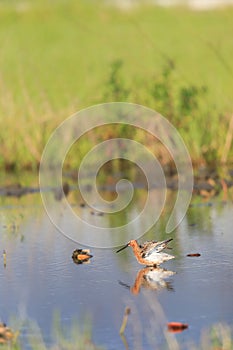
[72,249,93,264]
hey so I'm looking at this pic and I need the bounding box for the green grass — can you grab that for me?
[0,0,232,169]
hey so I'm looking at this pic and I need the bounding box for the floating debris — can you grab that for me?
[167,322,188,333]
[187,253,201,257]
[72,249,93,264]
[79,202,86,208]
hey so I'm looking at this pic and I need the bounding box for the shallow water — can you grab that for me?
[0,187,233,349]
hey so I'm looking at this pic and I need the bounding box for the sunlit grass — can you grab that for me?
[0,0,232,169]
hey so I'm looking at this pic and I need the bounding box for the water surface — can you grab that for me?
[0,188,233,349]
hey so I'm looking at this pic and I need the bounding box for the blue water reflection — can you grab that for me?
[0,192,233,349]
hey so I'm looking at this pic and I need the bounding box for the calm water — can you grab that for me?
[0,187,233,349]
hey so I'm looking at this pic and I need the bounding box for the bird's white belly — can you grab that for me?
[145,252,174,265]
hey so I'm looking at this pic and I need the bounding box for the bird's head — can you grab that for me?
[116,240,137,253]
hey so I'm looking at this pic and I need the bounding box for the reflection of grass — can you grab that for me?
[0,1,232,169]
[174,323,233,350]
[121,295,233,350]
[3,313,233,350]
[5,313,104,350]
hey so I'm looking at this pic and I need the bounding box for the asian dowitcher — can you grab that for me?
[116,238,174,267]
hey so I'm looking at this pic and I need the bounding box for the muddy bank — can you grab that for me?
[0,183,40,197]
[0,165,232,199]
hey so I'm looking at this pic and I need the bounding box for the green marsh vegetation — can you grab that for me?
[0,0,232,170]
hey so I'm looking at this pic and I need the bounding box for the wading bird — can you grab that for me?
[116,238,174,267]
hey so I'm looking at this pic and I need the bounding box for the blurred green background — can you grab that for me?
[0,0,232,170]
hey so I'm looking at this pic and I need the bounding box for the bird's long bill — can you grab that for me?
[116,243,129,253]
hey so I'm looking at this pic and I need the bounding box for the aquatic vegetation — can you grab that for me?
[1,212,24,234]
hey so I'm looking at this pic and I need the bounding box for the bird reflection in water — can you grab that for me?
[119,266,175,295]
